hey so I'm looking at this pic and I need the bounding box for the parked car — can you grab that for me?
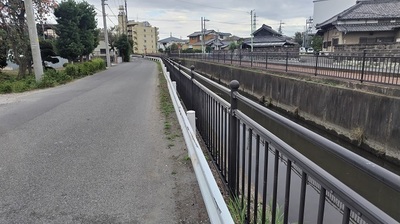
[307,47,314,53]
[299,47,306,53]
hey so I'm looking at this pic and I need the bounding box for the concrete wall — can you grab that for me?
[181,59,400,163]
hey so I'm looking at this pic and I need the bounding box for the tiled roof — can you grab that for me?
[158,36,185,44]
[317,0,400,28]
[336,23,400,32]
[253,24,281,36]
[243,36,286,44]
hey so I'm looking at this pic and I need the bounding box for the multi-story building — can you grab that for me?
[125,21,159,54]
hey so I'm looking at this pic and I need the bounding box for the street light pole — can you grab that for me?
[24,0,44,82]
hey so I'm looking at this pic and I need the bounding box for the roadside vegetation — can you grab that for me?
[0,58,105,94]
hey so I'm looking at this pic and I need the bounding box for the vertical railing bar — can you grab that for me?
[241,123,247,209]
[342,206,351,224]
[254,134,261,223]
[261,142,269,224]
[317,187,326,224]
[271,150,280,224]
[246,128,253,223]
[298,171,308,224]
[283,159,292,224]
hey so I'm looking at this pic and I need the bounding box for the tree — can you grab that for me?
[0,29,7,69]
[294,32,303,47]
[40,39,59,68]
[311,35,323,52]
[53,0,99,62]
[77,1,99,61]
[170,43,178,53]
[54,0,83,62]
[228,42,237,52]
[0,0,57,77]
[115,34,131,62]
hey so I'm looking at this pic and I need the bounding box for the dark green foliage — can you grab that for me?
[294,31,304,46]
[0,81,12,93]
[40,39,59,66]
[54,0,98,62]
[311,35,323,52]
[115,34,132,62]
[0,29,7,69]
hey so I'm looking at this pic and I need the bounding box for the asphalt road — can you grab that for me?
[0,59,207,223]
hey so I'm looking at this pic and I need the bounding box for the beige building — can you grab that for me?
[126,21,159,54]
[316,0,400,52]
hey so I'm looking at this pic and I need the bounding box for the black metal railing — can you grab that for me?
[169,51,400,86]
[162,57,400,224]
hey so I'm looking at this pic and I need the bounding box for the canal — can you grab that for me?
[196,70,400,222]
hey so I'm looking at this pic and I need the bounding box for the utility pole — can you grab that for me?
[201,17,203,54]
[101,0,111,68]
[24,0,43,82]
[278,20,285,34]
[250,10,255,52]
[125,0,128,34]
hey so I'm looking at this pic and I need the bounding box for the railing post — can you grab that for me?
[229,80,240,195]
[178,60,182,71]
[190,65,195,110]
[286,51,289,72]
[217,51,220,62]
[224,52,226,63]
[251,52,253,67]
[239,51,242,66]
[361,49,366,83]
[266,51,268,69]
[315,53,319,76]
[231,52,233,64]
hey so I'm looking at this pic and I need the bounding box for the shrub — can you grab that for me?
[12,80,31,92]
[0,81,12,93]
[91,58,106,70]
[65,64,79,78]
[36,73,58,88]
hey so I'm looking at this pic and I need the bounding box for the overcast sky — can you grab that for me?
[70,0,314,40]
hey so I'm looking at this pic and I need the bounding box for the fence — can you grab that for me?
[170,51,400,86]
[162,57,400,224]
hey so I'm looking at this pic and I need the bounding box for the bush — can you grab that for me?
[65,64,79,78]
[12,80,31,92]
[91,58,106,70]
[0,81,12,93]
[36,73,57,88]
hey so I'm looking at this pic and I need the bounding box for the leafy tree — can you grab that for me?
[0,29,7,69]
[228,42,237,52]
[170,43,178,53]
[77,1,99,61]
[54,0,83,62]
[158,48,164,53]
[0,0,57,77]
[55,0,98,62]
[294,32,303,47]
[205,46,212,53]
[311,35,323,52]
[40,39,59,68]
[115,34,131,62]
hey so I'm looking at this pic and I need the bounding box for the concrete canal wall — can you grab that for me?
[180,59,400,164]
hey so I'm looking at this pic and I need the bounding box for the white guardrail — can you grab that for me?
[146,56,234,224]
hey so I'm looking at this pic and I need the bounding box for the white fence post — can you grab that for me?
[172,81,177,92]
[187,110,196,134]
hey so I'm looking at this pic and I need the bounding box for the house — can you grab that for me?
[315,0,400,53]
[241,24,297,51]
[126,21,159,54]
[158,36,187,52]
[187,30,231,51]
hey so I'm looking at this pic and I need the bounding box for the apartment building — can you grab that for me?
[126,21,159,54]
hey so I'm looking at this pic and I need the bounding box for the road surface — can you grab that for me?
[0,59,208,223]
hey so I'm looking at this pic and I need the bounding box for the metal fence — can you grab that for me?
[162,57,400,224]
[169,51,400,86]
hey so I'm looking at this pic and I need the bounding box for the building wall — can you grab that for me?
[322,28,398,52]
[127,21,159,54]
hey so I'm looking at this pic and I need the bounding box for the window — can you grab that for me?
[144,40,147,43]
[144,34,146,37]
[332,38,339,46]
[100,49,106,54]
[144,29,146,32]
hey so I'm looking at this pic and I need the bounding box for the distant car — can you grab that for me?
[299,47,306,53]
[307,47,314,53]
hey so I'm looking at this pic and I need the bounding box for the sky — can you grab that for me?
[58,0,314,40]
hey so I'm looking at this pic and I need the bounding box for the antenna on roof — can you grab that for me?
[278,20,285,34]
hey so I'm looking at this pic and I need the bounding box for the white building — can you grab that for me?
[313,0,358,32]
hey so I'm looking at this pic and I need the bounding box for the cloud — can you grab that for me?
[84,0,313,39]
